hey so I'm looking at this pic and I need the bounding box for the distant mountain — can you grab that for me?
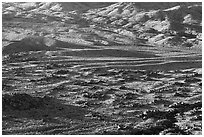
[2,2,202,54]
[2,2,114,22]
[85,2,202,47]
[58,2,115,12]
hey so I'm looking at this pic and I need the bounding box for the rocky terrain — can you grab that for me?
[2,2,202,135]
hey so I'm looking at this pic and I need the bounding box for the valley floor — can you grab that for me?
[2,45,202,135]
